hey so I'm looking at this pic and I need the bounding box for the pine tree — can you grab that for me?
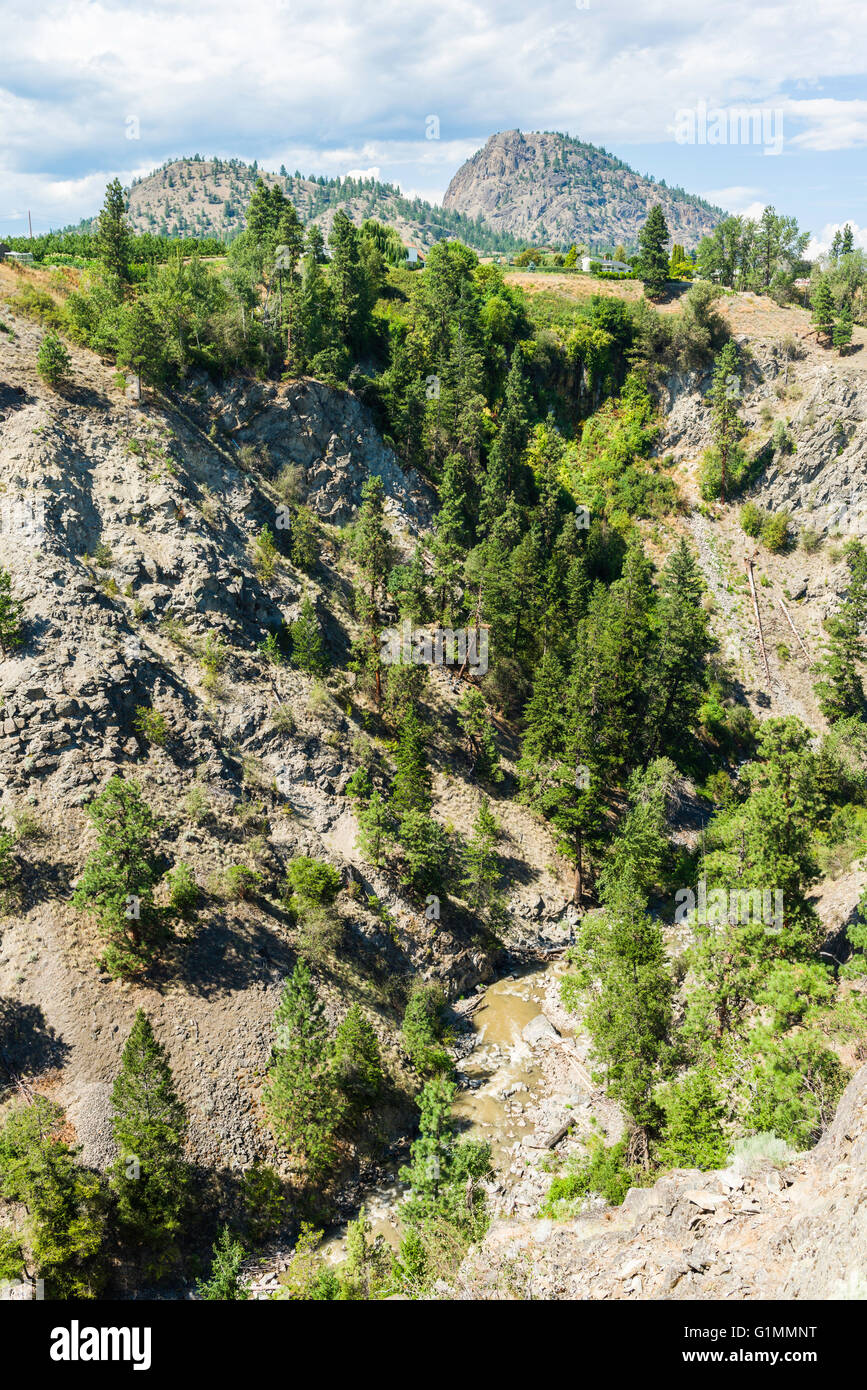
[636,205,670,299]
[36,331,71,388]
[459,800,503,919]
[264,962,342,1182]
[333,1005,383,1115]
[657,1066,729,1170]
[833,302,853,354]
[355,789,394,867]
[72,777,162,977]
[116,299,167,392]
[390,705,432,816]
[196,1225,248,1300]
[479,354,530,533]
[97,178,132,284]
[351,475,391,703]
[0,567,23,654]
[0,1096,106,1298]
[457,688,502,782]
[811,279,836,343]
[397,1076,491,1290]
[707,340,746,500]
[290,595,327,674]
[644,538,712,759]
[110,1011,188,1269]
[814,607,865,722]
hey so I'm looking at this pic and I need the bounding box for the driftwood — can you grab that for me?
[745,557,771,687]
[776,593,813,666]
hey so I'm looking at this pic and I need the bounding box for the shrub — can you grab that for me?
[133,705,169,747]
[240,1160,286,1241]
[333,1004,384,1114]
[37,331,72,388]
[739,501,765,537]
[0,567,24,654]
[540,1138,636,1216]
[183,785,209,824]
[252,525,278,582]
[286,856,341,906]
[730,1132,797,1174]
[761,512,791,552]
[221,865,262,901]
[800,526,822,553]
[166,862,198,915]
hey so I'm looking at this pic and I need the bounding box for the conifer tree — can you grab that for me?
[290,595,327,674]
[333,1005,383,1115]
[390,706,432,817]
[72,777,162,977]
[110,1011,188,1268]
[196,1225,248,1300]
[811,279,836,343]
[708,339,746,500]
[644,538,712,759]
[97,178,133,285]
[0,567,23,654]
[264,962,341,1182]
[636,205,670,298]
[0,1096,106,1298]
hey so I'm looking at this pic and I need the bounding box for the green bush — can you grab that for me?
[760,512,791,552]
[166,862,198,915]
[36,330,71,387]
[133,705,169,747]
[739,501,765,537]
[286,856,341,906]
[540,1138,636,1216]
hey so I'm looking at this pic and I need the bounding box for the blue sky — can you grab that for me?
[1,0,866,252]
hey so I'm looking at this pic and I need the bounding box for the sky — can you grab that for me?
[2,0,867,251]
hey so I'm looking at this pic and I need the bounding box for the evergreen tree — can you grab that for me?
[707,339,746,500]
[459,800,504,921]
[116,299,167,391]
[811,279,836,343]
[36,331,71,388]
[0,567,23,654]
[644,538,712,758]
[72,777,163,977]
[397,1076,491,1291]
[636,205,670,298]
[97,178,133,284]
[355,789,394,867]
[196,1225,248,1300]
[0,1096,106,1298]
[457,688,502,782]
[657,1066,729,1170]
[351,475,392,704]
[390,705,432,816]
[110,1011,188,1270]
[264,962,342,1182]
[833,302,853,354]
[333,1005,383,1115]
[290,595,327,674]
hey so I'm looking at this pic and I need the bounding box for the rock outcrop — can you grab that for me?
[456,1062,867,1300]
[443,130,722,251]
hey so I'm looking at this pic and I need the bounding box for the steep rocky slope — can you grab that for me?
[0,285,570,1206]
[456,1059,867,1299]
[443,130,722,251]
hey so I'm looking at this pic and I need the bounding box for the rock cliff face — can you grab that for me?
[456,1061,867,1300]
[0,308,568,1188]
[442,130,722,251]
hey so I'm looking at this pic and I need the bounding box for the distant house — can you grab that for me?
[5,250,35,267]
[406,246,425,266]
[581,255,632,274]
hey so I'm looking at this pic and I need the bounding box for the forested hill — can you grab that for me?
[73,156,524,255]
[443,129,724,252]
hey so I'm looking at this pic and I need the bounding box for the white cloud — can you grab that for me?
[806,221,867,258]
[3,0,867,228]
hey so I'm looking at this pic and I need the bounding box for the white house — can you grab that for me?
[581,255,632,274]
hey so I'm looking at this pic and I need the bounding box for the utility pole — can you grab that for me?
[28,210,32,240]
